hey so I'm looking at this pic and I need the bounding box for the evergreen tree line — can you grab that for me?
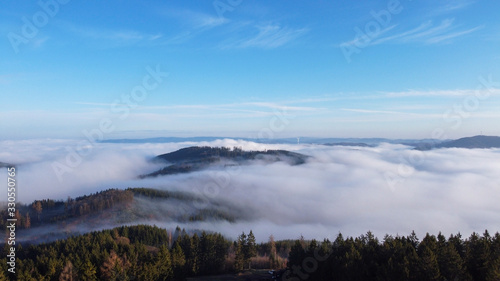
[1,225,499,280]
[285,230,500,281]
[0,225,231,280]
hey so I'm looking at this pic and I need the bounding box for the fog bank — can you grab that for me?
[1,138,499,241]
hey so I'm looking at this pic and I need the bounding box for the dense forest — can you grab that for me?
[0,225,279,280]
[285,231,500,281]
[1,224,499,280]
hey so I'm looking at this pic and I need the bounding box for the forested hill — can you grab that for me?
[142,146,308,178]
[154,146,307,164]
[0,188,248,243]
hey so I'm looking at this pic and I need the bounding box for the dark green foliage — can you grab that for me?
[284,231,500,281]
[171,242,186,280]
[234,232,246,272]
[156,244,173,280]
[234,231,257,271]
[1,226,499,280]
[197,231,230,274]
[0,225,230,280]
[287,239,306,270]
[436,232,468,280]
[128,187,197,201]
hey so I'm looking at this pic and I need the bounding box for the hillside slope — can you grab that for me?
[0,188,247,243]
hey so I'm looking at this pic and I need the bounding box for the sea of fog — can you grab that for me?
[1,138,499,242]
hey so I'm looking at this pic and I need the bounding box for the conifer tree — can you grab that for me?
[234,232,246,271]
[156,244,173,280]
[172,242,186,280]
[80,259,97,281]
[417,245,441,281]
[287,240,306,268]
[246,230,257,269]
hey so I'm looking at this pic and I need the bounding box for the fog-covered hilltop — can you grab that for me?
[141,146,309,178]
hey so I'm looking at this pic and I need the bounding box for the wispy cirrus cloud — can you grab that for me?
[341,108,419,115]
[383,88,500,98]
[341,18,482,48]
[430,0,476,16]
[340,24,397,47]
[152,8,227,45]
[81,28,162,42]
[58,21,163,45]
[374,18,482,45]
[160,8,228,29]
[222,24,308,49]
[74,101,323,115]
[241,102,318,112]
[424,25,482,44]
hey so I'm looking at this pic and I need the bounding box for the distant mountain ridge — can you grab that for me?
[101,136,439,145]
[437,135,500,149]
[323,142,372,147]
[416,135,500,150]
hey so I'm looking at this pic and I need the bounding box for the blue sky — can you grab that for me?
[1,0,500,140]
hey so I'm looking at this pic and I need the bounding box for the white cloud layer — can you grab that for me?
[1,139,499,242]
